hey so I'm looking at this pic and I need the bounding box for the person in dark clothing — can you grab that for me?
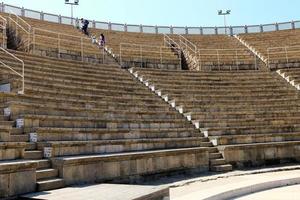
[81,18,89,35]
[99,33,106,47]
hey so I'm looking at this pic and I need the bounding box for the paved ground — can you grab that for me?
[170,166,300,200]
[235,184,300,200]
[23,164,300,200]
[22,184,168,200]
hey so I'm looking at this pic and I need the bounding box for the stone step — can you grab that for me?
[37,169,59,180]
[210,158,227,166]
[209,153,223,159]
[0,121,14,126]
[10,128,25,135]
[36,159,51,170]
[37,178,65,192]
[200,142,214,147]
[24,150,43,160]
[208,147,219,153]
[10,134,28,142]
[37,138,206,157]
[210,164,233,172]
[26,142,37,151]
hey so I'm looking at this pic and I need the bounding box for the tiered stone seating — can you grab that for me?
[0,49,213,197]
[89,28,181,69]
[132,67,300,168]
[239,29,300,69]
[174,35,259,71]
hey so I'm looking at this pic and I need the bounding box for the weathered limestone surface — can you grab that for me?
[219,141,300,168]
[0,161,37,199]
[52,148,209,185]
[0,143,26,160]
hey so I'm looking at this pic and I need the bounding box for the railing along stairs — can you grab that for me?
[164,34,200,71]
[0,47,25,94]
[7,11,32,52]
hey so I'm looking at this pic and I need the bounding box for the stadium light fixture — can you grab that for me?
[218,10,231,34]
[65,0,79,25]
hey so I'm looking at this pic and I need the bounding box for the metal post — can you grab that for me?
[32,28,35,53]
[291,21,295,29]
[245,25,248,33]
[1,2,4,13]
[217,50,220,70]
[198,50,202,71]
[21,7,25,17]
[70,4,73,25]
[160,47,163,66]
[285,46,289,64]
[224,15,227,34]
[235,50,238,70]
[16,17,18,39]
[139,24,143,33]
[200,27,203,35]
[260,25,263,33]
[229,26,233,36]
[58,15,62,24]
[185,26,188,35]
[22,61,24,94]
[119,44,122,67]
[58,34,61,58]
[140,45,143,68]
[275,23,279,31]
[81,37,84,61]
[124,23,127,32]
[40,11,44,21]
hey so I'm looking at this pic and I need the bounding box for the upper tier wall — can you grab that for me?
[1,3,300,35]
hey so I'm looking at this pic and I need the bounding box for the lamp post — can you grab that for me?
[65,0,79,25]
[218,10,231,34]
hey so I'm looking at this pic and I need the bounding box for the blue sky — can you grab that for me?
[2,0,299,27]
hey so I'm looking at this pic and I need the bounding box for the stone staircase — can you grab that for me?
[128,68,233,172]
[24,144,65,192]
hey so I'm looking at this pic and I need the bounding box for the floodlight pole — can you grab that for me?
[218,10,231,34]
[65,1,79,25]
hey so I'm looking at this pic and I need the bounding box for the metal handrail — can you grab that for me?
[178,34,197,53]
[7,16,30,34]
[267,45,300,64]
[6,13,31,51]
[0,48,25,94]
[120,42,181,68]
[9,11,31,33]
[32,27,102,62]
[0,15,7,48]
[33,27,91,41]
[198,48,258,70]
[163,34,180,47]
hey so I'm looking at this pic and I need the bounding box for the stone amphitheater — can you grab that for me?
[0,2,300,200]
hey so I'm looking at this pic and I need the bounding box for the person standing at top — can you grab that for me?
[81,18,89,35]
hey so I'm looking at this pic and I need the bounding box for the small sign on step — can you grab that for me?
[44,147,53,158]
[30,133,38,142]
[16,118,24,128]
[4,107,11,117]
